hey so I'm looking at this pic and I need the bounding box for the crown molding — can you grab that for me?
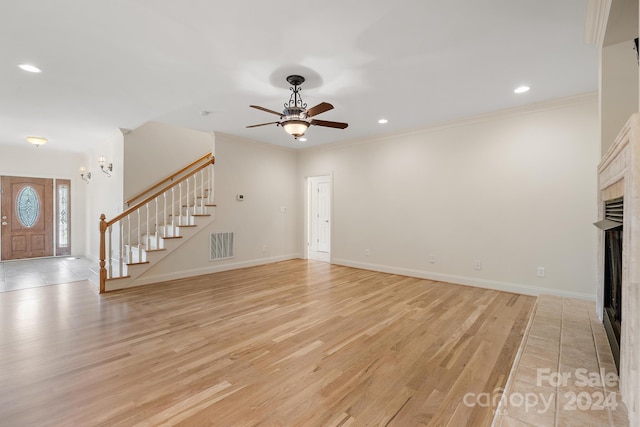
[301,92,598,154]
[584,0,612,46]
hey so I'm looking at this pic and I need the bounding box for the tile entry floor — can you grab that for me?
[0,256,95,292]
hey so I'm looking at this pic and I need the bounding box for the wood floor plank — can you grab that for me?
[0,260,534,426]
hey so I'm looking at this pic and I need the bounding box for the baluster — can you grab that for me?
[186,176,191,224]
[127,214,132,265]
[145,202,150,250]
[155,196,159,250]
[163,192,168,238]
[200,169,205,214]
[209,163,214,204]
[137,209,142,262]
[178,182,183,226]
[119,220,124,277]
[172,186,177,236]
[108,225,113,278]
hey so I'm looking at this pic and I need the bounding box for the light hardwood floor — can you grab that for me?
[0,260,534,426]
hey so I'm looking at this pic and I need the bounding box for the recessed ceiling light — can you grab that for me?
[514,86,530,94]
[27,136,47,146]
[378,118,388,124]
[18,64,42,73]
[298,137,307,142]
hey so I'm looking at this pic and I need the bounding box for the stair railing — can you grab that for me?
[99,155,215,293]
[125,152,214,207]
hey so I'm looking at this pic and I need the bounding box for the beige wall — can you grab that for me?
[0,146,88,257]
[132,132,299,283]
[601,39,639,155]
[123,121,214,201]
[298,94,600,299]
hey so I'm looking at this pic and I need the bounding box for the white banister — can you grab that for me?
[145,202,150,250]
[137,209,142,262]
[171,186,176,236]
[127,214,132,264]
[155,197,159,249]
[108,225,113,278]
[119,221,124,276]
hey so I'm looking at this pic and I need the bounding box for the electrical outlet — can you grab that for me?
[364,249,370,256]
[428,255,436,263]
[537,267,545,277]
[262,245,267,252]
[474,261,482,271]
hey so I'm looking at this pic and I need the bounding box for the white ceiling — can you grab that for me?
[1,0,598,152]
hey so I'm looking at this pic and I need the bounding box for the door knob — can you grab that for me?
[1,221,7,226]
[1,215,6,220]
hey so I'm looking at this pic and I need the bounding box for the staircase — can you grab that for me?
[98,153,215,293]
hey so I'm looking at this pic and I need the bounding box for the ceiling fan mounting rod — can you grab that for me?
[285,75,307,111]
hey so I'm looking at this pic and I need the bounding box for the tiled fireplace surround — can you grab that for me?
[597,113,640,427]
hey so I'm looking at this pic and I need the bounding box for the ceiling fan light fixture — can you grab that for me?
[247,75,348,141]
[282,120,309,138]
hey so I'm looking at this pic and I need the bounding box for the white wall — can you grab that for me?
[123,121,214,200]
[130,132,299,283]
[0,146,88,257]
[85,130,124,261]
[298,94,600,299]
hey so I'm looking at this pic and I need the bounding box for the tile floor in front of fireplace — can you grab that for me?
[494,295,629,427]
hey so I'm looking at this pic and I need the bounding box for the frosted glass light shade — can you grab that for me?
[282,120,309,138]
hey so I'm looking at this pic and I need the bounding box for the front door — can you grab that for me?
[1,176,54,260]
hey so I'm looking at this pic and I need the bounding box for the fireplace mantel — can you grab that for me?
[597,113,640,426]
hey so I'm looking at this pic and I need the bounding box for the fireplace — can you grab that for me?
[598,197,623,371]
[597,113,640,427]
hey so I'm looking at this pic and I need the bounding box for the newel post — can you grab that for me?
[99,214,107,293]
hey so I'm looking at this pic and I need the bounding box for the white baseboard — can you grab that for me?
[332,258,596,301]
[128,253,301,287]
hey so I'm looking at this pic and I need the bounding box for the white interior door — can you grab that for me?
[317,181,330,252]
[307,175,331,261]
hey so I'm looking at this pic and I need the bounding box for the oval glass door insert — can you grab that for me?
[17,186,40,228]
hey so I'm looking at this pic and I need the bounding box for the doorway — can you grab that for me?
[306,175,331,262]
[1,176,70,260]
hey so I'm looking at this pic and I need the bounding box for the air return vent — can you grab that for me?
[210,232,234,260]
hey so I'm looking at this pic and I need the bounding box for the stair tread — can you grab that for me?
[126,261,150,266]
[192,214,211,217]
[162,236,183,239]
[145,248,166,252]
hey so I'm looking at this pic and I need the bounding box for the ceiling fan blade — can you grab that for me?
[250,105,283,116]
[310,119,348,129]
[246,121,280,128]
[306,102,334,118]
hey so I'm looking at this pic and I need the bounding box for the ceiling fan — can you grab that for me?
[247,75,348,140]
